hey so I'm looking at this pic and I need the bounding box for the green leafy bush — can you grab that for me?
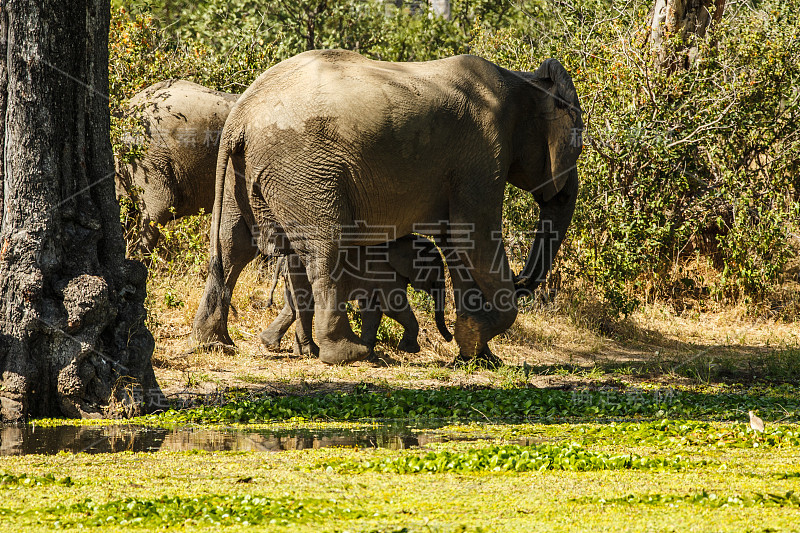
[109,7,280,258]
[474,1,800,315]
[114,0,536,62]
[111,1,800,315]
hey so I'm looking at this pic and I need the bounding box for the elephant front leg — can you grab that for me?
[380,291,421,354]
[358,296,382,352]
[289,256,318,357]
[259,286,296,349]
[447,216,518,366]
[260,256,318,357]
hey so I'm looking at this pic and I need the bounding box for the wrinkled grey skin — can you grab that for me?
[262,235,453,356]
[193,50,582,366]
[116,80,239,253]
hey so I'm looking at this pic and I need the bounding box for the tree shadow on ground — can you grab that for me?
[499,315,800,385]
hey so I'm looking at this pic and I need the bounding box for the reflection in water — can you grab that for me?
[0,423,530,456]
[0,425,168,455]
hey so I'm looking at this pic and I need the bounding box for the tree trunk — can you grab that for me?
[431,0,451,20]
[0,0,161,421]
[650,0,725,69]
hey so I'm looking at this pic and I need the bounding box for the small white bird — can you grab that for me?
[748,410,765,433]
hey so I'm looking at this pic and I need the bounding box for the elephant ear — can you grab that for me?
[533,59,581,115]
[532,59,583,202]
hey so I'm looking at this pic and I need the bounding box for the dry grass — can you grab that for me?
[143,252,800,400]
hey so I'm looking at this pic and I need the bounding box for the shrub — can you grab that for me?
[473,0,800,315]
[111,0,800,316]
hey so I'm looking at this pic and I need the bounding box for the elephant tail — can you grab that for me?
[210,137,230,262]
[434,303,453,343]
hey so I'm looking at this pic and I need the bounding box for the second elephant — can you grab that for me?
[262,235,453,356]
[116,80,239,253]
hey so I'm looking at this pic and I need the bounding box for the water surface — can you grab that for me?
[0,423,542,456]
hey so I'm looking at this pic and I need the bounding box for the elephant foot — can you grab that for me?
[397,336,421,354]
[318,338,371,366]
[453,314,485,358]
[259,327,284,350]
[453,347,504,369]
[192,317,235,347]
[192,328,234,347]
[293,340,320,358]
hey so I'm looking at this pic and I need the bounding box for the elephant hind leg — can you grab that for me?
[312,280,371,365]
[300,244,369,365]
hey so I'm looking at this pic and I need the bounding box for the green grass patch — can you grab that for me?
[325,443,709,474]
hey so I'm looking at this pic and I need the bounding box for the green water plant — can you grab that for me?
[576,420,800,449]
[325,442,708,474]
[146,386,800,425]
[576,490,800,509]
[46,494,363,528]
[0,472,73,489]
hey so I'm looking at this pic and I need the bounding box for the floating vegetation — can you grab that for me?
[576,420,800,448]
[45,494,364,528]
[576,490,800,508]
[0,472,73,488]
[145,386,800,425]
[325,443,709,474]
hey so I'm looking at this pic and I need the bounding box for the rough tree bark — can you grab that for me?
[431,0,451,20]
[0,0,161,421]
[650,0,725,69]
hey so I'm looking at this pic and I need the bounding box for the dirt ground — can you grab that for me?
[146,260,800,403]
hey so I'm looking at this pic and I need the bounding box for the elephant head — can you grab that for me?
[508,58,583,298]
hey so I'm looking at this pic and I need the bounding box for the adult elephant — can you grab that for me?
[116,80,239,253]
[192,49,582,366]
